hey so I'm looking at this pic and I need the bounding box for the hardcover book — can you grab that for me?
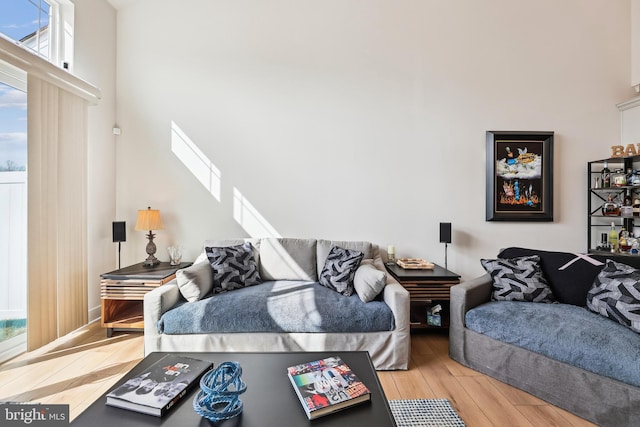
[106,354,213,417]
[287,355,371,420]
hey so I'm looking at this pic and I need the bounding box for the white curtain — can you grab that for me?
[27,75,88,350]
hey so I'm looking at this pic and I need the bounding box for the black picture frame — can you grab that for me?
[486,131,554,221]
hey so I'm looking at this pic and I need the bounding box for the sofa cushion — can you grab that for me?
[176,261,213,302]
[587,259,640,334]
[465,301,640,388]
[157,280,395,333]
[258,238,318,281]
[205,242,262,291]
[319,246,364,296]
[353,259,387,303]
[498,247,604,306]
[316,240,373,279]
[481,255,555,303]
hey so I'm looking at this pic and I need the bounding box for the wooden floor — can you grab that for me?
[0,323,596,426]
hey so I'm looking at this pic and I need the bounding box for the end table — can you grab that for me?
[100,261,191,337]
[385,262,460,330]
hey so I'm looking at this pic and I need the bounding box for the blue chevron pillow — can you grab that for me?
[206,242,262,291]
[481,255,555,303]
[319,246,364,296]
[587,260,640,334]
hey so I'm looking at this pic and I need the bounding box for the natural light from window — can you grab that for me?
[171,121,222,202]
[1,0,51,59]
[0,65,27,364]
[170,121,281,238]
[0,0,74,69]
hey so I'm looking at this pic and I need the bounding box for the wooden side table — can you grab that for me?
[100,261,191,337]
[385,263,460,331]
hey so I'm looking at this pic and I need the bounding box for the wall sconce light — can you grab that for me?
[134,207,164,266]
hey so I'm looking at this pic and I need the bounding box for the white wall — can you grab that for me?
[114,0,634,280]
[633,0,640,88]
[73,0,117,321]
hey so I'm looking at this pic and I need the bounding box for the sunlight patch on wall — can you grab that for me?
[171,121,221,201]
[233,188,281,238]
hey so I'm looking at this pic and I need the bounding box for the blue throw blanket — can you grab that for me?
[158,280,394,334]
[465,301,640,388]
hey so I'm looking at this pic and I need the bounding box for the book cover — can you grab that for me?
[106,354,213,417]
[287,355,371,420]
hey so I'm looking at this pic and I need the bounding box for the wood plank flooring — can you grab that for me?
[0,323,597,426]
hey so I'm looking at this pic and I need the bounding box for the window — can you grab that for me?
[0,60,27,363]
[0,0,74,69]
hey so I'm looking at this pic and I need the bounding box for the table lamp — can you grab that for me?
[135,206,164,266]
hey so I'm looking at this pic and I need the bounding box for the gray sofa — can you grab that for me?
[449,247,640,427]
[144,238,410,370]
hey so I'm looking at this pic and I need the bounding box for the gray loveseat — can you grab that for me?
[449,247,640,427]
[144,238,410,370]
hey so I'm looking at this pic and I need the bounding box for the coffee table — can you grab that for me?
[72,351,397,426]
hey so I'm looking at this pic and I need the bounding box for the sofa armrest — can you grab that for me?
[450,274,492,324]
[144,279,181,336]
[449,274,492,363]
[372,247,410,331]
[383,279,410,329]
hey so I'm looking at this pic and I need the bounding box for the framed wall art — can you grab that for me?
[486,131,554,221]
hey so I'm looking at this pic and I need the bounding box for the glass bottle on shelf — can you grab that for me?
[602,161,611,188]
[622,195,634,217]
[609,222,619,253]
[596,232,609,251]
[602,194,621,216]
[612,169,627,187]
[619,227,630,252]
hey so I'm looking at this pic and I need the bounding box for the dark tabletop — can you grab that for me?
[71,351,396,427]
[386,262,460,281]
[100,262,192,280]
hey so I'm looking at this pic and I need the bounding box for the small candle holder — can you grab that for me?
[167,246,183,266]
[387,245,396,265]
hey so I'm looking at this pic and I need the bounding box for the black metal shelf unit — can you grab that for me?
[587,156,640,254]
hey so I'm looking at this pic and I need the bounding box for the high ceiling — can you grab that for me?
[106,0,132,9]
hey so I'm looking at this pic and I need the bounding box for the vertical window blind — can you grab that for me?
[0,35,99,350]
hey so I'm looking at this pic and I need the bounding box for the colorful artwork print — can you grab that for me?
[495,140,543,211]
[486,131,553,222]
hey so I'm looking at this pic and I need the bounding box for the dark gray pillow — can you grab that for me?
[205,242,262,291]
[587,260,640,334]
[498,247,605,306]
[481,255,555,303]
[319,246,364,296]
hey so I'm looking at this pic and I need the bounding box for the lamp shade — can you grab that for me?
[134,207,164,231]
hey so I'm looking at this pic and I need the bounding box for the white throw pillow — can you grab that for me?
[176,261,213,302]
[353,259,387,303]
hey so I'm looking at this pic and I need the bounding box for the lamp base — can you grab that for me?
[143,255,160,266]
[143,231,159,266]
